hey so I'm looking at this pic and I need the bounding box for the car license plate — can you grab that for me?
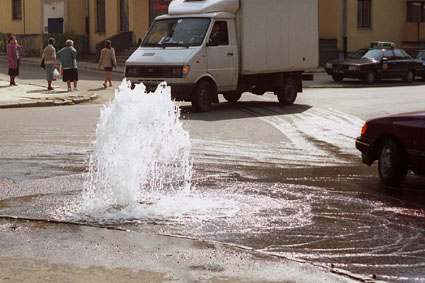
[333,69,344,74]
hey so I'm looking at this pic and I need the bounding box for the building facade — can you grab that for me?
[1,0,424,61]
[0,0,86,55]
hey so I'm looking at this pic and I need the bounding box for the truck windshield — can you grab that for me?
[142,18,211,47]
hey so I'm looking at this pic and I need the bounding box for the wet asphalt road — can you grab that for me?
[0,62,425,282]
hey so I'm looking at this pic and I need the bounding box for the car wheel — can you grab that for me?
[378,138,408,186]
[332,75,344,82]
[276,77,297,105]
[223,92,242,103]
[191,81,214,112]
[364,71,376,84]
[403,70,414,83]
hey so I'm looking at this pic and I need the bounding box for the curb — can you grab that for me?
[0,93,98,109]
[0,54,125,74]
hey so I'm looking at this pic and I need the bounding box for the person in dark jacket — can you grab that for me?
[6,36,22,86]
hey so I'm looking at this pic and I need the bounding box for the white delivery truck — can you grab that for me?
[125,0,318,112]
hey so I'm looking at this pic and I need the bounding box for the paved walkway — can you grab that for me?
[0,80,98,108]
[0,55,122,108]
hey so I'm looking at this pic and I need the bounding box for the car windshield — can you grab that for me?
[142,18,211,47]
[348,48,369,59]
[361,49,384,61]
[417,51,425,60]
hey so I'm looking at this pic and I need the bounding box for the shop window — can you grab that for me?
[407,2,425,22]
[12,0,22,20]
[357,0,371,28]
[96,0,106,33]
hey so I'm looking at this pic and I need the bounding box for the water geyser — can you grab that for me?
[82,80,192,211]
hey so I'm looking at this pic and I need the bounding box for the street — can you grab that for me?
[0,60,425,282]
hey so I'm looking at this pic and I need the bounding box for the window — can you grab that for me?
[393,49,405,60]
[383,50,394,60]
[407,2,425,22]
[208,21,229,46]
[357,0,371,28]
[12,0,22,20]
[96,0,106,32]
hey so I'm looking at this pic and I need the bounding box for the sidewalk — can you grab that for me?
[0,53,125,74]
[0,79,98,108]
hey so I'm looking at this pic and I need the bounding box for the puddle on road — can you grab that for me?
[0,169,424,283]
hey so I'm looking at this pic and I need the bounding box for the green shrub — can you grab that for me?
[0,33,12,52]
[43,33,89,58]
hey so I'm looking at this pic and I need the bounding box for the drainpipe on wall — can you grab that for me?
[86,0,90,35]
[23,0,26,34]
[343,0,347,58]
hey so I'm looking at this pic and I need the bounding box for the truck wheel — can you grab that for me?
[332,74,344,82]
[276,77,297,105]
[192,81,214,112]
[223,92,242,103]
[378,138,408,186]
[364,71,376,84]
[403,70,414,83]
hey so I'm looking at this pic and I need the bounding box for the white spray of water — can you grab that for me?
[81,80,192,215]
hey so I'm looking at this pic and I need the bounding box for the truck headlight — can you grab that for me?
[126,67,137,76]
[326,63,332,68]
[348,66,361,71]
[182,65,190,78]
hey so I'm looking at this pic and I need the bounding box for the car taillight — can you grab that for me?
[361,123,367,135]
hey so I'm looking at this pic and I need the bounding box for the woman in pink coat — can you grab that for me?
[7,36,22,86]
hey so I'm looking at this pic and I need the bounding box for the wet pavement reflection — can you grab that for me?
[0,164,424,282]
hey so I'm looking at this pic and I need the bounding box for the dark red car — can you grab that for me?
[355,111,425,186]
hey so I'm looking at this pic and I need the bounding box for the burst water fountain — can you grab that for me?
[79,80,197,221]
[76,79,312,230]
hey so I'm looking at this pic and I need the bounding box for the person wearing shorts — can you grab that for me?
[98,40,117,88]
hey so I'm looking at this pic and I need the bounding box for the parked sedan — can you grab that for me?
[356,111,425,186]
[325,42,424,84]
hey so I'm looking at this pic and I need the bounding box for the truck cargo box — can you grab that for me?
[238,0,318,75]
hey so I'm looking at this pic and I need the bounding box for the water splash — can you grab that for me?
[81,80,192,215]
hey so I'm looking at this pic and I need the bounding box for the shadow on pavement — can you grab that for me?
[181,101,312,121]
[88,87,108,91]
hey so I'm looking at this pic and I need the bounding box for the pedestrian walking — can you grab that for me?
[57,39,79,91]
[98,40,117,88]
[42,38,57,91]
[6,35,22,86]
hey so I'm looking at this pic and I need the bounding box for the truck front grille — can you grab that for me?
[126,66,183,78]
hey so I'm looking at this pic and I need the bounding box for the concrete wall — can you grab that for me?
[318,0,423,53]
[0,0,42,35]
[319,0,344,49]
[68,0,86,34]
[129,0,149,43]
[347,0,406,51]
[89,0,149,52]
